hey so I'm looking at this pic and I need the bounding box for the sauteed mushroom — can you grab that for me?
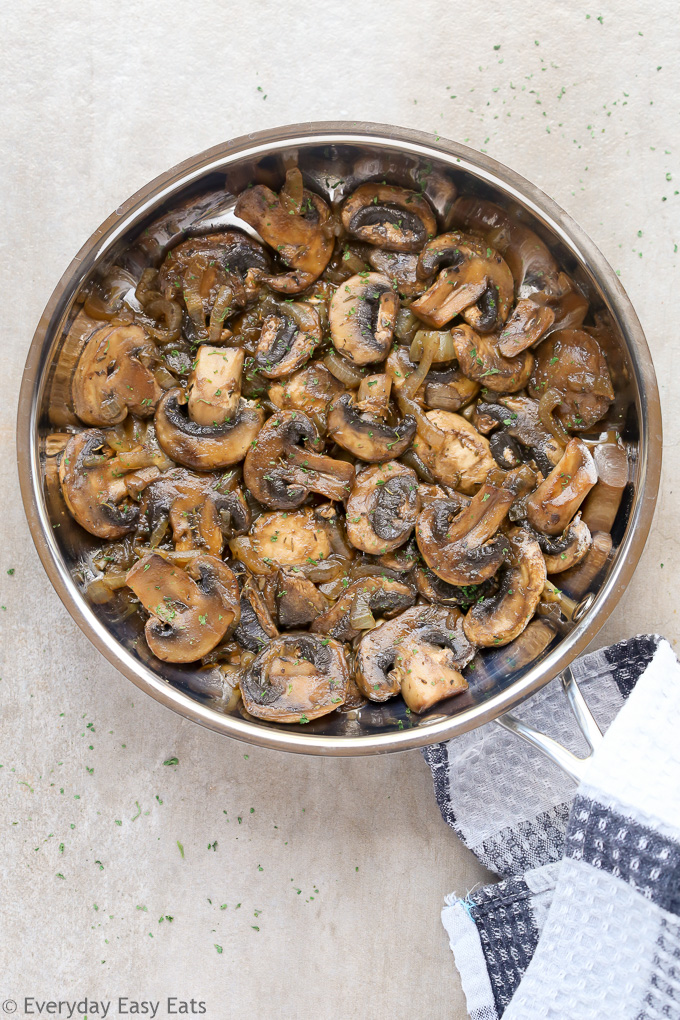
[255,302,321,378]
[235,169,334,293]
[268,362,344,420]
[411,232,514,331]
[276,571,329,629]
[529,329,614,435]
[463,529,547,647]
[327,382,416,462]
[476,396,564,472]
[158,230,271,303]
[536,514,592,573]
[341,183,437,252]
[451,323,533,393]
[243,411,354,509]
[525,438,598,535]
[59,430,142,538]
[329,272,399,365]
[240,634,349,723]
[73,324,161,426]
[187,346,244,426]
[126,553,240,662]
[346,462,420,554]
[412,410,495,493]
[311,576,415,642]
[355,605,474,713]
[234,578,279,652]
[155,388,264,471]
[250,509,333,568]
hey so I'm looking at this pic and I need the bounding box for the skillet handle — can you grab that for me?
[496,666,603,783]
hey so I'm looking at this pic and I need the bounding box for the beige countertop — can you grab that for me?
[1,2,677,1017]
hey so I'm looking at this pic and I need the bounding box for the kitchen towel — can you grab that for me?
[424,634,680,1019]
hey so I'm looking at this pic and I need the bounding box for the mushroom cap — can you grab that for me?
[126,553,240,663]
[463,529,547,647]
[529,329,614,429]
[355,605,474,712]
[240,634,349,723]
[59,430,140,539]
[537,514,592,573]
[341,184,437,252]
[268,362,344,419]
[329,273,399,365]
[155,389,264,471]
[157,230,272,297]
[254,302,321,379]
[243,410,354,509]
[346,461,421,554]
[476,396,564,472]
[235,170,334,291]
[411,232,514,331]
[416,481,516,585]
[412,410,494,493]
[73,324,161,427]
[251,509,333,569]
[327,392,416,463]
[310,575,415,642]
[451,324,534,393]
[525,437,598,535]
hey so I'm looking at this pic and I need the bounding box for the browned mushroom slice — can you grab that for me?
[155,389,264,471]
[234,578,280,653]
[346,462,420,554]
[476,396,564,473]
[255,302,321,378]
[268,361,344,422]
[250,509,333,569]
[59,430,142,539]
[243,411,354,509]
[463,528,547,647]
[416,480,517,585]
[341,184,437,252]
[73,323,161,427]
[355,605,474,713]
[537,514,592,573]
[414,565,494,607]
[276,571,329,629]
[411,410,494,493]
[240,634,349,723]
[327,390,416,463]
[367,249,428,297]
[525,438,598,535]
[529,329,614,434]
[554,530,612,599]
[126,553,240,663]
[187,346,244,426]
[411,232,514,331]
[329,272,399,365]
[157,230,272,303]
[496,299,557,356]
[235,169,334,293]
[451,324,533,393]
[311,576,415,642]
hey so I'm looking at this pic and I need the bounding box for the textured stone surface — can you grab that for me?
[1,2,677,1017]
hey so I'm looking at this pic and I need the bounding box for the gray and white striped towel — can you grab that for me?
[424,634,680,1019]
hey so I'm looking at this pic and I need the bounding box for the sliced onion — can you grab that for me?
[349,593,376,631]
[323,351,364,387]
[538,387,571,445]
[410,329,455,364]
[399,332,439,400]
[399,449,436,483]
[228,536,274,575]
[149,517,169,549]
[397,392,447,451]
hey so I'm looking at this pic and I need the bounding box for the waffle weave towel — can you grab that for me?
[423,634,680,1019]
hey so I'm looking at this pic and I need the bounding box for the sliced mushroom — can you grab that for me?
[463,528,547,647]
[276,571,329,628]
[411,410,495,493]
[367,249,427,297]
[251,509,332,569]
[243,411,354,509]
[450,324,533,393]
[355,605,474,713]
[329,272,399,365]
[155,389,264,471]
[255,302,321,378]
[235,169,334,293]
[554,530,612,599]
[240,634,349,723]
[529,329,614,434]
[268,361,344,421]
[158,230,272,303]
[126,552,240,662]
[327,391,416,462]
[415,565,495,607]
[476,396,564,472]
[346,462,420,554]
[525,438,598,535]
[234,577,280,653]
[341,183,437,252]
[311,576,415,642]
[187,346,244,426]
[496,299,557,356]
[59,430,141,538]
[535,514,592,573]
[416,479,518,585]
[411,232,514,331]
[73,324,161,426]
